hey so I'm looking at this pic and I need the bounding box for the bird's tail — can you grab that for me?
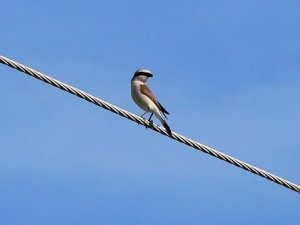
[162,121,172,135]
[154,110,172,135]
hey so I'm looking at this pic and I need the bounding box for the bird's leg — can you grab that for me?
[148,113,153,122]
[144,113,154,130]
[139,112,150,129]
[139,112,153,130]
[140,111,147,119]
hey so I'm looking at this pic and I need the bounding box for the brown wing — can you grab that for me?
[158,102,170,115]
[140,84,170,115]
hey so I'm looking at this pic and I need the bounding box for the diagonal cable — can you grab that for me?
[1,55,299,193]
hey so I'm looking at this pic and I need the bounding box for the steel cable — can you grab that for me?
[1,55,299,193]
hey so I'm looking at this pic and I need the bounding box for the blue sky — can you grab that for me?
[1,0,300,224]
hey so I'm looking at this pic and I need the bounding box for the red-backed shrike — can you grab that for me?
[131,69,171,135]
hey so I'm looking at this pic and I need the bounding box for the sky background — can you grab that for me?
[1,0,300,224]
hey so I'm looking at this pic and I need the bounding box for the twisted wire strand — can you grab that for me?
[1,55,299,193]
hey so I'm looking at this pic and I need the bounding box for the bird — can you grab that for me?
[131,69,172,135]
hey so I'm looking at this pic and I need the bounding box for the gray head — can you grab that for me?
[131,69,153,82]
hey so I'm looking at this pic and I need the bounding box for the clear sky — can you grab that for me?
[1,0,300,224]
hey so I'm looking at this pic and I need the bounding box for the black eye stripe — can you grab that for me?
[135,71,153,77]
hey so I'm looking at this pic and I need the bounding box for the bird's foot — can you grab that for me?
[145,120,153,130]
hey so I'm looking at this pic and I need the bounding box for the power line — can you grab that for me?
[1,55,299,193]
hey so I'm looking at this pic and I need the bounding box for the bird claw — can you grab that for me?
[145,120,153,129]
[137,116,147,126]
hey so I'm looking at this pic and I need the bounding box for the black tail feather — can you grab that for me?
[163,122,172,135]
[158,102,169,115]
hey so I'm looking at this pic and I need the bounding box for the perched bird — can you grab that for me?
[131,69,171,135]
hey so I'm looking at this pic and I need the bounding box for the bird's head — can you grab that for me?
[131,69,153,83]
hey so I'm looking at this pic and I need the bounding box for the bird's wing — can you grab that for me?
[140,84,170,115]
[158,102,170,115]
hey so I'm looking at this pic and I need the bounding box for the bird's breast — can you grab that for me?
[131,81,151,112]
